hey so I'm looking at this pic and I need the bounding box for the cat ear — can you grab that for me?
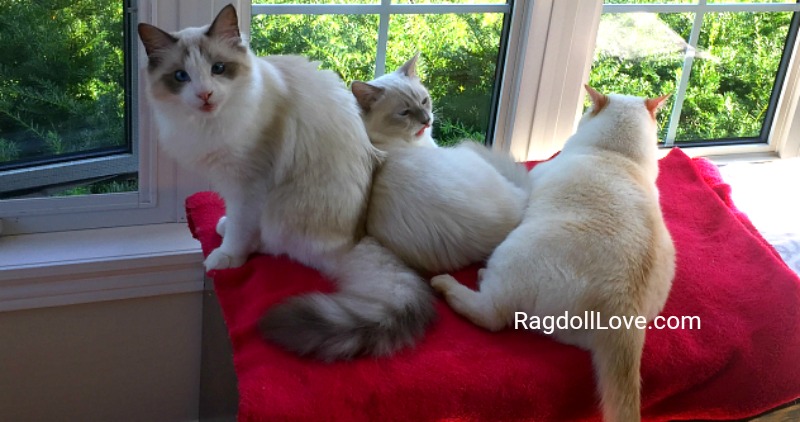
[138,23,178,58]
[351,81,385,112]
[397,52,420,78]
[207,4,241,44]
[645,94,671,119]
[585,84,609,116]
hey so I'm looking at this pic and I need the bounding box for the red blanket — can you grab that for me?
[186,148,800,421]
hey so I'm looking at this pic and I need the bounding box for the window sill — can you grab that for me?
[0,223,205,312]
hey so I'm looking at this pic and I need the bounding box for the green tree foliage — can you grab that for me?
[251,0,504,145]
[0,0,124,166]
[589,11,792,143]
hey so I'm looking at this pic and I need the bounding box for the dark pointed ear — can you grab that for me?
[138,23,177,58]
[207,4,241,43]
[645,94,671,120]
[351,81,385,112]
[585,84,609,116]
[397,52,420,78]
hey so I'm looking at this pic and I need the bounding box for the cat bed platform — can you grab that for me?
[186,148,800,421]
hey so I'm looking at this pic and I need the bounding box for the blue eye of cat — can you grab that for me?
[211,62,226,75]
[174,70,190,82]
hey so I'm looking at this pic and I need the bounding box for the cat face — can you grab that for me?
[138,5,251,118]
[352,55,434,142]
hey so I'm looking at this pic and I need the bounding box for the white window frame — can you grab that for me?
[509,0,800,161]
[2,0,799,311]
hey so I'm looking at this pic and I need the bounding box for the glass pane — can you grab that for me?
[676,12,793,141]
[707,1,797,3]
[588,13,691,141]
[386,13,506,146]
[251,14,378,83]
[0,0,130,175]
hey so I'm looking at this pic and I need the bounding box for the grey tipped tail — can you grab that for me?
[259,237,436,361]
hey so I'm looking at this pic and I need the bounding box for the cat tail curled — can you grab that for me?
[591,322,646,422]
[259,237,436,361]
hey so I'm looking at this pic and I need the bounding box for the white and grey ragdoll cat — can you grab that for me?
[351,53,437,150]
[351,56,530,274]
[138,5,435,361]
[432,86,676,422]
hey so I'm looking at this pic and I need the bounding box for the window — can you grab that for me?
[0,0,137,199]
[2,0,798,237]
[250,0,513,145]
[590,0,800,148]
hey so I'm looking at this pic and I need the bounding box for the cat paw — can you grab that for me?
[430,274,457,294]
[215,216,227,237]
[204,248,247,271]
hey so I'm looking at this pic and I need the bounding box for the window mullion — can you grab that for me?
[375,0,391,77]
[664,2,706,147]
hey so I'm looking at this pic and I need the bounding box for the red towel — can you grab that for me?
[186,148,800,421]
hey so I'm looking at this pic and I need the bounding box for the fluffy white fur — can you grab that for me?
[138,5,435,361]
[432,86,676,422]
[352,56,531,274]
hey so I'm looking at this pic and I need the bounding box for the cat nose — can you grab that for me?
[422,116,431,126]
[197,91,213,102]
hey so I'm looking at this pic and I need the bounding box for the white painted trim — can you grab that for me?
[507,0,602,161]
[0,223,204,312]
[772,10,800,159]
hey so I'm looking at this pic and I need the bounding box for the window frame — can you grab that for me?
[2,0,799,237]
[0,0,210,236]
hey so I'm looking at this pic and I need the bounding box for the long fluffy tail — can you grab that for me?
[259,237,436,361]
[591,326,645,422]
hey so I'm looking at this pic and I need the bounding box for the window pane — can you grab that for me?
[387,13,506,145]
[588,12,690,141]
[676,12,793,141]
[0,0,135,197]
[250,14,379,83]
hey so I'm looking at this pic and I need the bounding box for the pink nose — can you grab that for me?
[197,91,213,102]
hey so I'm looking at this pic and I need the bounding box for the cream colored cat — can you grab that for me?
[432,86,676,422]
[352,56,530,274]
[138,5,434,361]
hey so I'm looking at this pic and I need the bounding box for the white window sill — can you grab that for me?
[0,223,205,312]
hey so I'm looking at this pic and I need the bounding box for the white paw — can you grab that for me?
[204,248,247,271]
[430,274,456,294]
[215,216,227,237]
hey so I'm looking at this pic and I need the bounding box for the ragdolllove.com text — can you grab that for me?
[515,311,701,334]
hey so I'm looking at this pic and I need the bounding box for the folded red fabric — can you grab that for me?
[186,148,800,421]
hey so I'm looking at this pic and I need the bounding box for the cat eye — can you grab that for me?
[174,70,191,82]
[422,97,429,105]
[399,109,410,116]
[211,62,226,75]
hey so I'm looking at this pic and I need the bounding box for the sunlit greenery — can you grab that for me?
[1,0,795,180]
[0,0,125,168]
[589,10,793,142]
